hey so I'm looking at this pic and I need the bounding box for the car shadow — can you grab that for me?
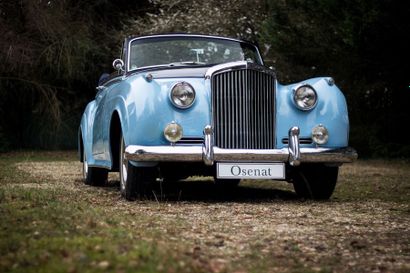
[104,178,299,202]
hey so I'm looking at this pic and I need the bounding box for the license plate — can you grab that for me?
[217,163,285,179]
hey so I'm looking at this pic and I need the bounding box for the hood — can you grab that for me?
[126,61,272,80]
[130,66,210,79]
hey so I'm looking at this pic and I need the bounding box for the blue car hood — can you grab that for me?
[130,66,210,79]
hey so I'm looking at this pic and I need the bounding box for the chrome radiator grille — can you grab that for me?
[211,68,275,149]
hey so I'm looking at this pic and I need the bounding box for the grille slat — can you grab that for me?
[212,67,275,149]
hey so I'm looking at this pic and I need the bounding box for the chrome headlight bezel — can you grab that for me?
[170,82,196,109]
[293,84,318,111]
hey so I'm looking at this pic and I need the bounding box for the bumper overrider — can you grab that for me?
[124,126,357,166]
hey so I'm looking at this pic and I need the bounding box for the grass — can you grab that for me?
[0,151,409,273]
[335,160,410,204]
[0,192,197,273]
[0,152,195,273]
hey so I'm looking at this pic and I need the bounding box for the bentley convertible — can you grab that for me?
[79,33,357,200]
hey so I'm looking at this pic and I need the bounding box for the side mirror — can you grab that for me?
[112,59,125,72]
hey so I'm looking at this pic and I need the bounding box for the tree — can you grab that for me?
[124,0,268,42]
[0,0,150,149]
[260,0,410,157]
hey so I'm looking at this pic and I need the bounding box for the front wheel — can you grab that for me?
[119,135,156,201]
[292,164,338,200]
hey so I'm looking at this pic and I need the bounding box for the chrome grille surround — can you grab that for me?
[208,62,276,149]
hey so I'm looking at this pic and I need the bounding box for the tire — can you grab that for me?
[119,135,155,201]
[83,148,108,186]
[292,164,338,200]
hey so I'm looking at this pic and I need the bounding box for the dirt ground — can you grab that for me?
[5,157,410,272]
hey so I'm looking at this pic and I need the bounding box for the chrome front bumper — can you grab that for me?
[125,126,358,166]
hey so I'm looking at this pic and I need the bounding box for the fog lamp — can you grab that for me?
[164,122,183,143]
[312,125,329,145]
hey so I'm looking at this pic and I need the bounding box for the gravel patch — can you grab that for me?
[14,160,410,273]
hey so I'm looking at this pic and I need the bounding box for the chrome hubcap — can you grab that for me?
[83,151,88,179]
[120,138,127,190]
[122,163,127,184]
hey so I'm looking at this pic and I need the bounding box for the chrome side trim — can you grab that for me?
[288,127,301,166]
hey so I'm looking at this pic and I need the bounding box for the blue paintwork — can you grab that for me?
[80,34,350,169]
[80,72,211,168]
[80,69,350,170]
[275,78,349,149]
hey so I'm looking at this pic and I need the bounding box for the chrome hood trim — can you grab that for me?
[138,66,210,79]
[205,61,275,79]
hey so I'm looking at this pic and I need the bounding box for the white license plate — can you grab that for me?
[217,163,285,179]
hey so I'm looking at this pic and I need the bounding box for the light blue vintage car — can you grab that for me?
[79,33,357,200]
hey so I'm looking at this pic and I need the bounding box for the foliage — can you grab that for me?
[260,0,410,157]
[0,0,409,157]
[0,0,150,149]
[124,0,268,41]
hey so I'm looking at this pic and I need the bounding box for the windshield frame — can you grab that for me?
[126,34,264,72]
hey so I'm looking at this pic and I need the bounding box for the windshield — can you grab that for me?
[128,36,262,71]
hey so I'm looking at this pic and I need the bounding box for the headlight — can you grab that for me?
[170,82,196,109]
[293,85,317,110]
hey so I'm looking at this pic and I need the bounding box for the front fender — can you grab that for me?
[79,100,98,166]
[276,77,349,148]
[100,74,210,168]
[112,75,210,147]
